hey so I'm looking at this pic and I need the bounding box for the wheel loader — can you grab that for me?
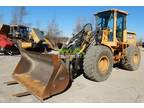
[8,25,55,52]
[0,24,55,55]
[12,9,141,101]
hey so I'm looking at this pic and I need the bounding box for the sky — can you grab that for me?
[0,6,143,39]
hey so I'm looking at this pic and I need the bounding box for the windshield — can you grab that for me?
[96,11,113,30]
[18,27,29,39]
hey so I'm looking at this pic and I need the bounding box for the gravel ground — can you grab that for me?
[0,48,144,103]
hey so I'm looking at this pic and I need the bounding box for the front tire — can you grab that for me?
[83,45,113,82]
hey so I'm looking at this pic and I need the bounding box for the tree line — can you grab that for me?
[2,7,143,45]
[0,7,86,39]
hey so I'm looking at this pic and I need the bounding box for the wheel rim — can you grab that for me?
[98,56,110,75]
[133,53,139,65]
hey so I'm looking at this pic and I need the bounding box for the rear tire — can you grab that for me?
[121,45,141,71]
[83,45,113,82]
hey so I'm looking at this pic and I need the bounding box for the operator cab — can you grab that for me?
[94,9,128,45]
[9,25,29,40]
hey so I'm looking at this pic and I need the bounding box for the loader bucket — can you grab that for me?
[12,49,70,100]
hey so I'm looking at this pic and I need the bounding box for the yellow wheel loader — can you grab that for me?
[20,28,55,52]
[12,9,141,101]
[9,25,55,52]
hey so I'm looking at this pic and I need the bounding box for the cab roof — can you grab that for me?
[10,24,29,28]
[94,9,128,16]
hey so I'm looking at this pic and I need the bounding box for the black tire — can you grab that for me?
[4,50,13,56]
[121,45,141,71]
[83,45,113,82]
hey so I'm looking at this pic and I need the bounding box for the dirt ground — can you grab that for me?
[0,48,144,103]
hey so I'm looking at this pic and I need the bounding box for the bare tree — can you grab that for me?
[11,6,27,25]
[46,18,61,38]
[11,9,18,25]
[73,17,86,33]
[18,6,27,25]
[45,18,63,45]
[89,16,95,27]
